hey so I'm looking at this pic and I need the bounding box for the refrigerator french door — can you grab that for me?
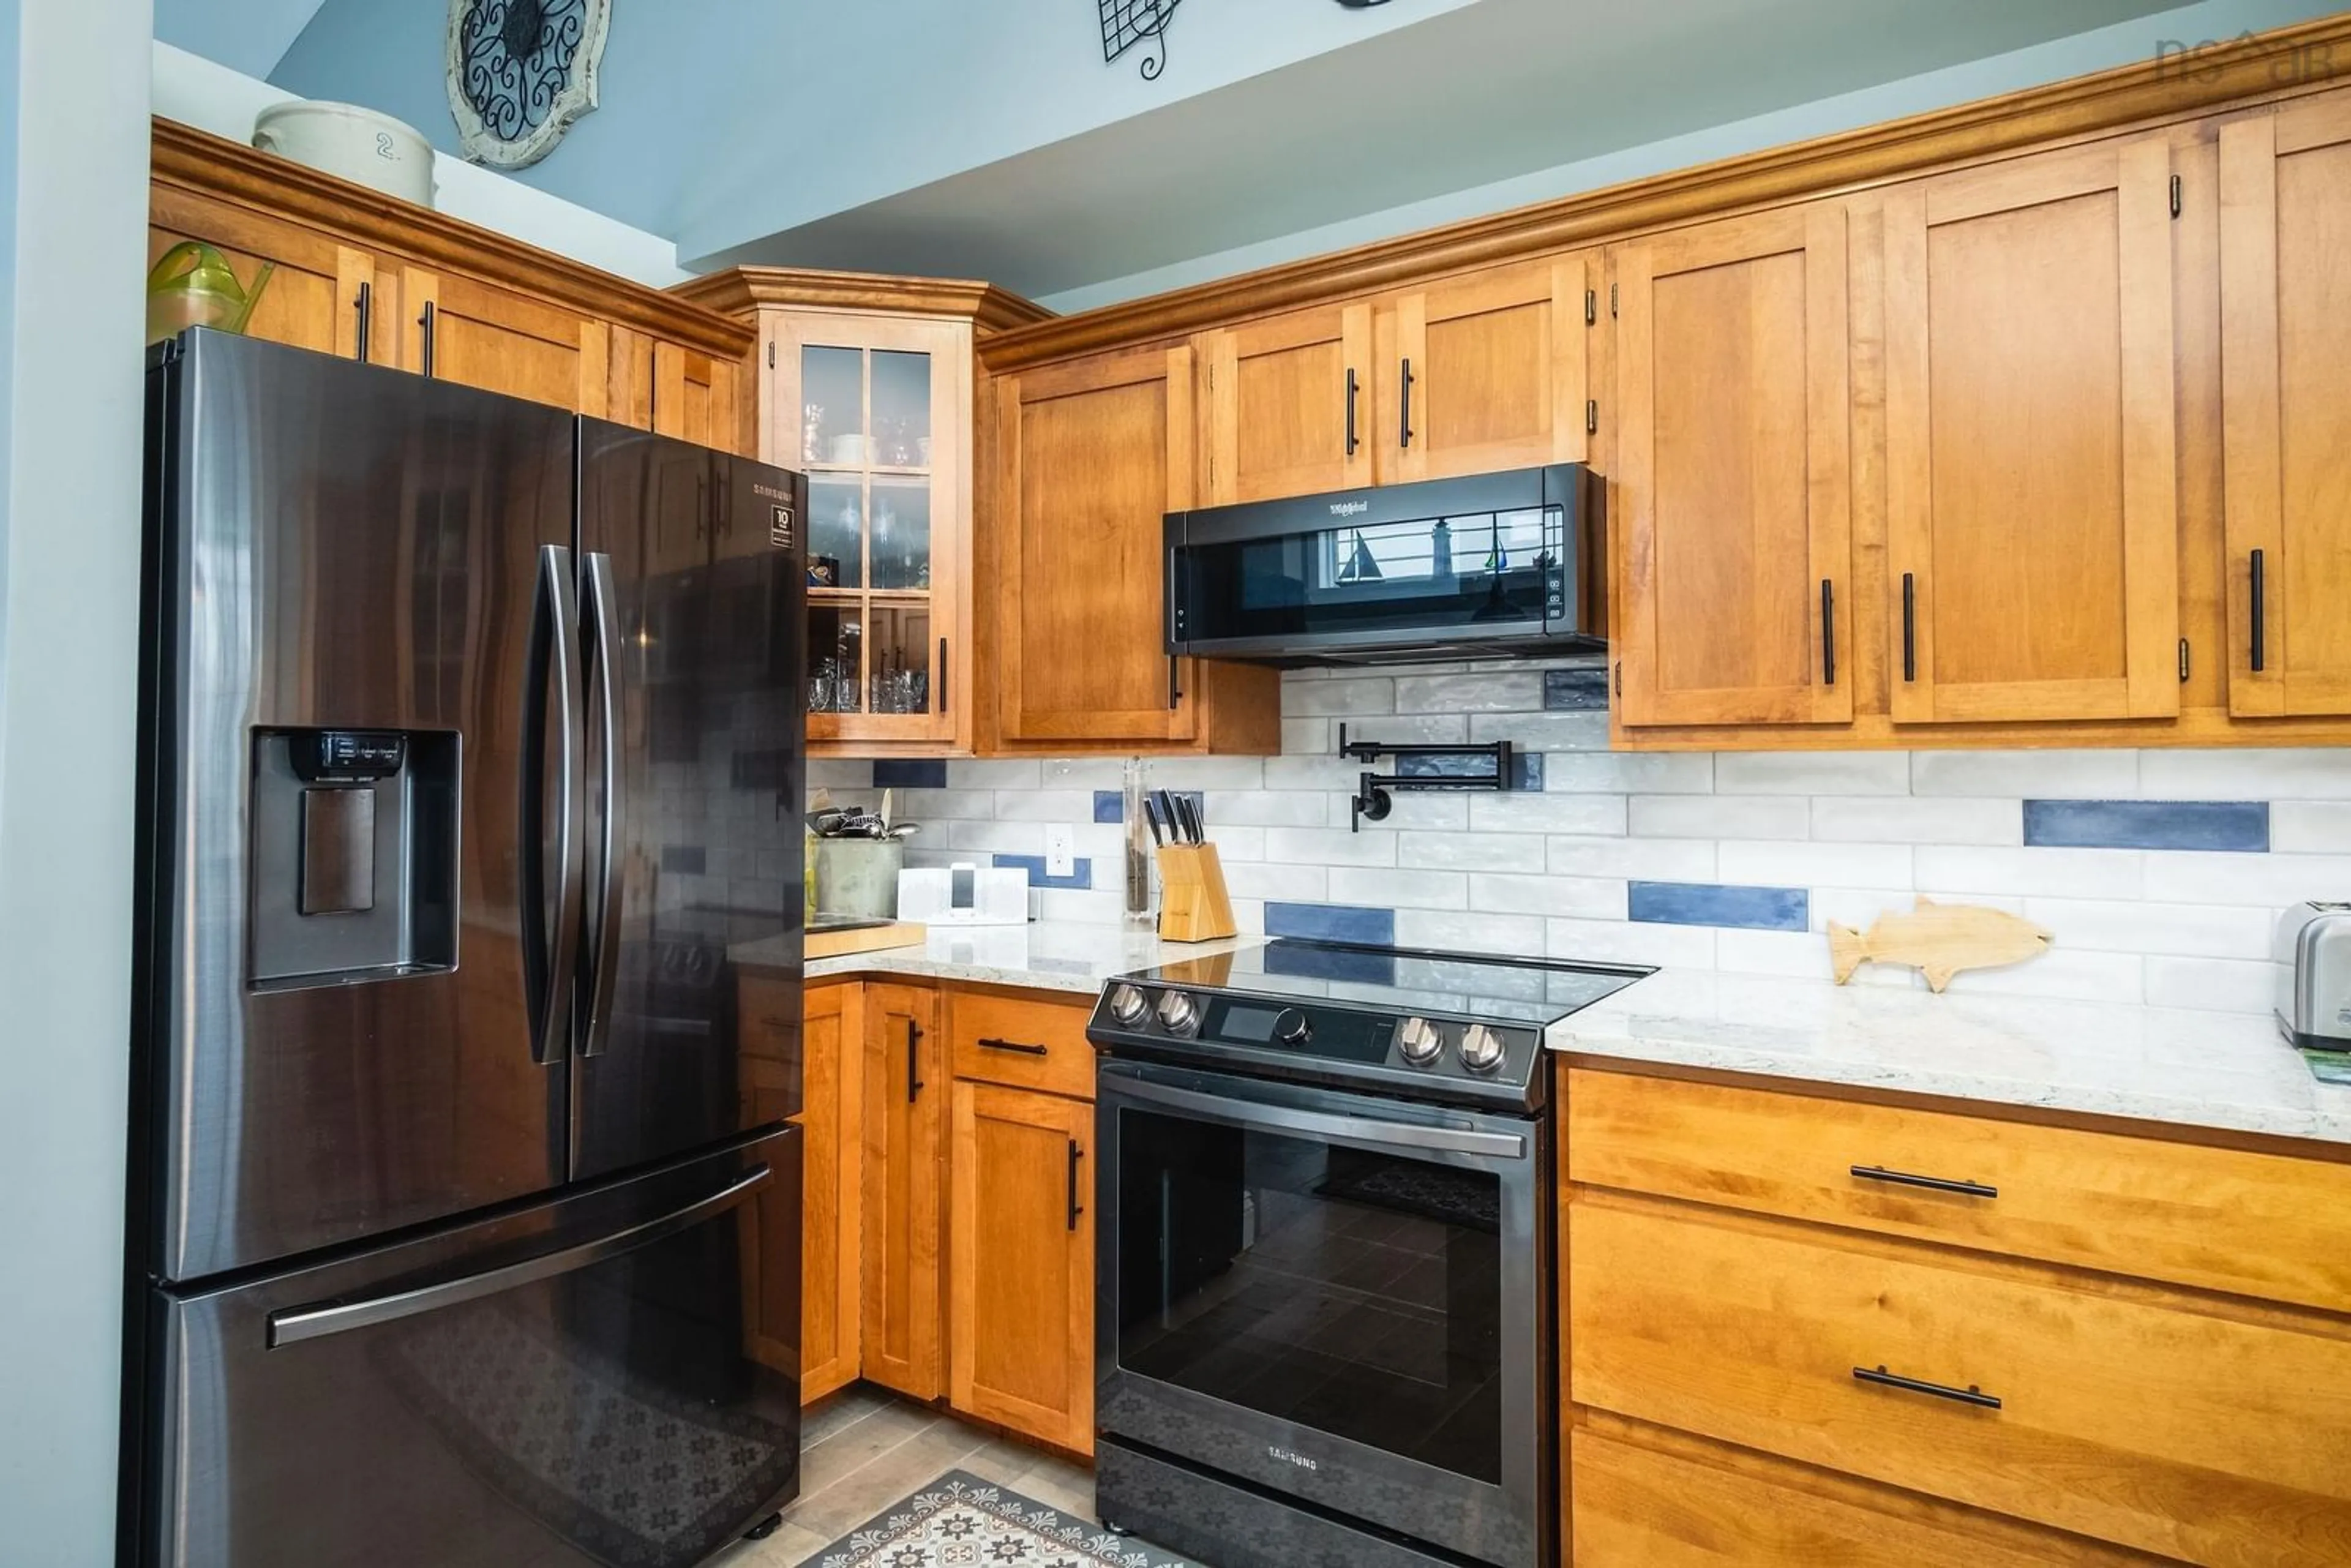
[129,332,809,1568]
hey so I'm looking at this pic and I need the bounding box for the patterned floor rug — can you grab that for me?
[804,1470,1202,1567]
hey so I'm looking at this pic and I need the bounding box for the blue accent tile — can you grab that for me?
[989,853,1093,891]
[2023,800,2270,853]
[1265,940,1398,986]
[659,844,707,875]
[1544,667,1611,711]
[1515,752,1545,792]
[872,759,948,789]
[1093,790,1124,823]
[1630,881,1810,932]
[1265,901,1398,947]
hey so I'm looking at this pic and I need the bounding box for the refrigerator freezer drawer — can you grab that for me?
[135,1128,803,1568]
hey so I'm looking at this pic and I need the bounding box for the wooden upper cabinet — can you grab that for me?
[1616,205,1854,727]
[2220,93,2351,718]
[1884,137,2181,725]
[1199,302,1374,503]
[1385,255,1591,484]
[994,345,1201,745]
[149,187,387,364]
[398,265,610,416]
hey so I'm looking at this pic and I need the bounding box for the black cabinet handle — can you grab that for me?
[938,636,949,710]
[1399,357,1414,449]
[1820,579,1836,687]
[1168,654,1182,711]
[2251,549,2267,673]
[1067,1139,1085,1231]
[1344,367,1360,457]
[1853,1365,2001,1411]
[353,282,372,364]
[1851,1164,1996,1200]
[1901,572,1918,683]
[418,299,438,379]
[978,1037,1049,1056]
[906,1019,924,1103]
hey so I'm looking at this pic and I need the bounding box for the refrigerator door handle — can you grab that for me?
[520,543,585,1066]
[264,1164,771,1348]
[582,551,625,1058]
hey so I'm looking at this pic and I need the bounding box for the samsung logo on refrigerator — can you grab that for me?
[1327,500,1371,517]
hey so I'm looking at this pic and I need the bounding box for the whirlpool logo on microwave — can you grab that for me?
[1327,500,1371,518]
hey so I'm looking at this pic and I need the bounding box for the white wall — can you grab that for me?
[0,0,154,1559]
[1039,0,2345,312]
[153,40,691,288]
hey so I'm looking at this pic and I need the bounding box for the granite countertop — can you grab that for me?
[1548,969,2351,1147]
[736,921,1267,998]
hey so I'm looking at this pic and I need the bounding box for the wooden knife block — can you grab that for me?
[1156,843,1237,943]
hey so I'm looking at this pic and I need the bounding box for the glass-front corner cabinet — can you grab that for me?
[672,268,1048,757]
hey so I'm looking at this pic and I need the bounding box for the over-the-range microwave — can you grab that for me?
[1164,463,1605,667]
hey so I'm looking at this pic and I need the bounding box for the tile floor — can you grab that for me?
[712,1386,1101,1567]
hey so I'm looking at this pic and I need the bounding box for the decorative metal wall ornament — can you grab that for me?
[446,0,610,170]
[1101,0,1180,80]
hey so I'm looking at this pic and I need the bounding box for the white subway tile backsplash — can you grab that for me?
[1264,755,1366,792]
[945,759,1043,789]
[1546,835,1717,882]
[1715,752,1910,795]
[2144,956,2276,1013]
[1205,825,1268,862]
[1938,948,2146,1004]
[1223,861,1326,903]
[1281,718,1333,755]
[1543,751,1713,795]
[2022,897,2274,960]
[1041,759,1127,789]
[2141,850,2351,908]
[1398,831,1549,872]
[1329,868,1471,911]
[1630,795,1810,841]
[1719,840,1913,890]
[1469,711,1611,751]
[1469,792,1627,835]
[1910,749,2139,798]
[1204,789,1332,828]
[1548,917,1716,968]
[1146,757,1269,791]
[1469,873,1626,919]
[1352,792,1472,831]
[1395,671,1544,713]
[1714,928,1839,980]
[1283,677,1396,716]
[1264,827,1398,867]
[1810,797,2022,846]
[992,790,1098,823]
[1914,846,2145,899]
[943,820,1048,855]
[2270,802,2351,853]
[1395,909,1547,956]
[2139,748,2351,800]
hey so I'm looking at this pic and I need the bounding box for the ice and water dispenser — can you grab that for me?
[250,728,459,986]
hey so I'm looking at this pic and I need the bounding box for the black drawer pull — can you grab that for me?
[354,281,372,364]
[1067,1139,1085,1231]
[2251,548,2267,673]
[1820,578,1836,687]
[1853,1365,2001,1410]
[1398,356,1414,448]
[906,1019,924,1103]
[1901,572,1917,682]
[1344,366,1360,457]
[1850,1164,1996,1199]
[977,1036,1049,1057]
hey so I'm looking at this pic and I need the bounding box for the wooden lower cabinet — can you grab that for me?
[1570,1422,2152,1566]
[861,983,948,1401]
[795,983,863,1403]
[948,1081,1095,1452]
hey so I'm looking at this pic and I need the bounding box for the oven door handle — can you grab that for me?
[1103,1072,1525,1159]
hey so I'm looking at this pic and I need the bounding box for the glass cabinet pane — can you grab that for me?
[869,477,932,591]
[872,350,934,467]
[801,346,864,466]
[808,603,863,713]
[868,604,934,715]
[808,478,863,589]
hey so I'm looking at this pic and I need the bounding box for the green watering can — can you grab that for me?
[145,241,275,346]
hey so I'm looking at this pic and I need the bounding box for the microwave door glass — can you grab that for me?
[1205,506,1567,644]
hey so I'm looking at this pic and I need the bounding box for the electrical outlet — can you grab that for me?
[1044,823,1076,879]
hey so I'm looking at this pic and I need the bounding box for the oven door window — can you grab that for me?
[1181,506,1565,645]
[1112,1107,1504,1485]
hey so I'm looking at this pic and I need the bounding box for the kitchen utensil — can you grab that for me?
[1174,793,1204,845]
[1142,795,1166,848]
[1155,842,1237,943]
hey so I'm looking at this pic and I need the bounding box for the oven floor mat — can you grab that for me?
[804,1470,1204,1567]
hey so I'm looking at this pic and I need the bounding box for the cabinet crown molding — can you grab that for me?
[153,116,754,360]
[675,266,1054,336]
[978,9,2351,373]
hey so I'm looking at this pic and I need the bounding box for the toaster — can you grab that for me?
[2275,902,2351,1051]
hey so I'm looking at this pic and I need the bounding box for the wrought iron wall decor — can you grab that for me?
[1101,0,1180,80]
[446,0,611,170]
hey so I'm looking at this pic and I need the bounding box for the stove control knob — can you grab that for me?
[1458,1023,1507,1075]
[1156,989,1201,1037]
[1273,1007,1312,1046]
[1107,984,1150,1027]
[1398,1016,1444,1065]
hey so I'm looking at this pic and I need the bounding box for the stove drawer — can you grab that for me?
[949,990,1095,1100]
[1569,1196,2351,1567]
[1567,1068,2351,1313]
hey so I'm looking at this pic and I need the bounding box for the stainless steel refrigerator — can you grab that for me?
[123,329,809,1568]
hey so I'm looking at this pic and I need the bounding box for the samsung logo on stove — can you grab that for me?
[1327,500,1370,518]
[1267,1446,1319,1472]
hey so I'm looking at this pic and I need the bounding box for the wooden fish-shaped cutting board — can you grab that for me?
[1828,898,2053,992]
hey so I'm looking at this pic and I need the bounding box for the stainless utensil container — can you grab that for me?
[814,839,904,920]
